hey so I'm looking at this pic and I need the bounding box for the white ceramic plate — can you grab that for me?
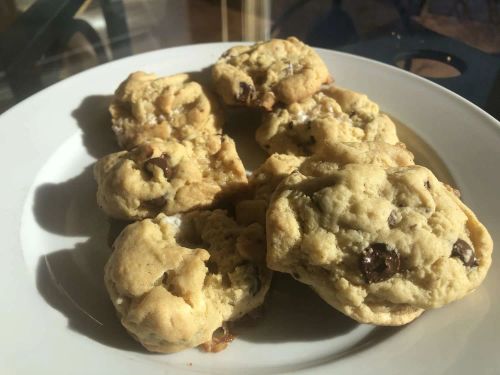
[1,43,499,375]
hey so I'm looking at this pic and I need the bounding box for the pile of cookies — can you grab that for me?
[94,37,493,353]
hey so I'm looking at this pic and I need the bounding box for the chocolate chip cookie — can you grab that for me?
[110,72,222,149]
[104,210,271,353]
[236,142,414,227]
[94,135,247,220]
[255,86,399,155]
[266,163,493,325]
[212,37,331,110]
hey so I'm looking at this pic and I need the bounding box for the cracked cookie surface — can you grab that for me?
[236,142,414,227]
[104,210,271,353]
[266,163,493,325]
[256,86,399,155]
[94,136,247,220]
[110,72,222,149]
[212,37,331,110]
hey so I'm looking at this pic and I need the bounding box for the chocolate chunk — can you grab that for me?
[142,145,154,159]
[360,243,400,283]
[388,210,398,228]
[237,82,254,102]
[144,154,171,179]
[451,239,478,267]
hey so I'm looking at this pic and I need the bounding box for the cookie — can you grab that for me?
[255,86,399,155]
[104,210,271,353]
[109,72,222,149]
[94,135,247,220]
[236,142,414,226]
[236,153,303,227]
[212,37,331,110]
[266,163,493,325]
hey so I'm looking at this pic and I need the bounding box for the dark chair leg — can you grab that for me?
[69,19,109,64]
[98,0,131,59]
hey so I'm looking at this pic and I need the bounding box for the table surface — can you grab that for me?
[0,0,499,118]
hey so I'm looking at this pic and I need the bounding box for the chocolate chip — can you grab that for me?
[388,210,398,228]
[287,122,294,130]
[144,154,171,179]
[424,180,431,189]
[237,82,254,102]
[451,239,478,267]
[360,243,400,283]
[143,145,154,159]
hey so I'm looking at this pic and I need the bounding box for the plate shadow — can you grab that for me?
[236,273,359,343]
[33,162,141,352]
[71,95,119,159]
[36,239,144,352]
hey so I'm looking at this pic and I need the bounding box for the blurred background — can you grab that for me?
[0,0,499,118]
